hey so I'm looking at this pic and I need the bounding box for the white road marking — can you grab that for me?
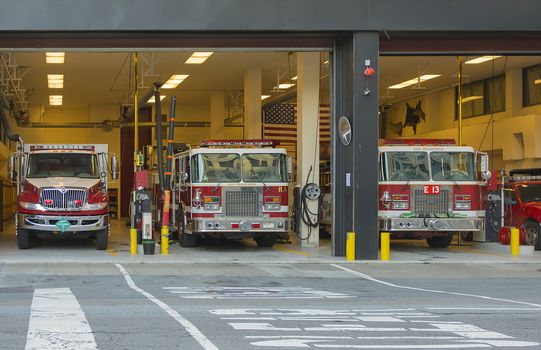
[212,308,540,348]
[330,264,541,308]
[427,307,541,311]
[25,288,97,350]
[115,264,218,350]
[163,286,352,299]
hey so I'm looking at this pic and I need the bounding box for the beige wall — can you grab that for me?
[386,68,541,171]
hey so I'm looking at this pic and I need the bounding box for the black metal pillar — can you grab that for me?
[332,32,379,259]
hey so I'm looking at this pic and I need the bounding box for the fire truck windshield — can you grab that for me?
[191,153,241,183]
[516,184,541,203]
[430,152,475,181]
[242,153,287,183]
[27,153,99,178]
[386,152,430,181]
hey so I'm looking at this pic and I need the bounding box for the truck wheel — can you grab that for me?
[180,232,197,247]
[95,229,109,250]
[426,233,453,248]
[17,227,30,249]
[255,234,277,248]
[178,205,196,247]
[523,221,541,250]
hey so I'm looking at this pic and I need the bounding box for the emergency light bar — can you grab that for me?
[30,145,95,151]
[380,139,456,146]
[201,139,275,147]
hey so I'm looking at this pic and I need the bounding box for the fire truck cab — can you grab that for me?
[173,140,291,248]
[378,139,491,248]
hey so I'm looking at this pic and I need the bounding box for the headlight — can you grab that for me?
[82,202,107,210]
[264,203,281,211]
[20,202,45,211]
[392,201,409,210]
[455,202,471,210]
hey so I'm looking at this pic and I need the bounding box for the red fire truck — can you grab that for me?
[172,140,291,247]
[378,139,491,248]
[496,170,541,250]
[9,143,118,249]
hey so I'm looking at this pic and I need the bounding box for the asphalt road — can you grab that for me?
[1,262,540,349]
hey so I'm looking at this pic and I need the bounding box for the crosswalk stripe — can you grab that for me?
[25,288,97,350]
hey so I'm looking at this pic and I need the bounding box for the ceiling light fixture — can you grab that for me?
[47,74,64,89]
[148,95,166,103]
[388,74,441,89]
[46,52,65,64]
[261,95,271,100]
[185,52,213,64]
[291,76,298,80]
[49,95,63,106]
[274,83,295,89]
[460,95,484,103]
[535,79,541,85]
[465,56,502,65]
[162,74,189,89]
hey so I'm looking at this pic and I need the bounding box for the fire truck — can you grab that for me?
[172,140,291,248]
[378,139,491,248]
[9,143,118,249]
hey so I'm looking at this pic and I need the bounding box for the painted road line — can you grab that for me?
[115,264,219,350]
[330,263,541,308]
[25,288,97,350]
[163,286,352,299]
[212,308,540,348]
[427,307,541,311]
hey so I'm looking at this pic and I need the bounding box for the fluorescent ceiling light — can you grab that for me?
[162,74,189,89]
[291,76,298,80]
[465,56,502,64]
[388,74,441,89]
[261,95,271,100]
[185,52,213,64]
[323,60,330,65]
[46,52,65,64]
[148,95,166,103]
[49,95,63,106]
[47,74,64,89]
[460,95,483,103]
[275,83,295,89]
[535,79,541,85]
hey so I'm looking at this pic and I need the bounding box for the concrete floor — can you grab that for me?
[0,218,540,264]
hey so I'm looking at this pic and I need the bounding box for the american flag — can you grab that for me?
[262,103,331,162]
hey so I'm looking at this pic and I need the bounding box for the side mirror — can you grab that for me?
[8,154,17,182]
[479,153,491,181]
[111,155,119,180]
[286,156,293,182]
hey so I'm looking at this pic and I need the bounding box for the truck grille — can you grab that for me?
[40,188,87,210]
[412,187,451,215]
[224,190,260,217]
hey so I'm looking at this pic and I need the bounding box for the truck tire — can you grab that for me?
[426,233,453,248]
[95,229,109,250]
[523,221,541,251]
[17,226,30,249]
[255,234,277,248]
[180,232,197,247]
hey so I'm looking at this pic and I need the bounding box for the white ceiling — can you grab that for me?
[8,51,541,114]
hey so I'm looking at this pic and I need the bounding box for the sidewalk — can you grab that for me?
[0,220,539,264]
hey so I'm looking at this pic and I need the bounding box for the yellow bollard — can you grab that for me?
[130,228,137,255]
[380,232,390,260]
[161,227,169,255]
[510,227,520,256]
[346,232,355,261]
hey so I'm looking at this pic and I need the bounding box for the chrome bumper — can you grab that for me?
[378,217,484,232]
[189,218,289,233]
[17,213,108,232]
